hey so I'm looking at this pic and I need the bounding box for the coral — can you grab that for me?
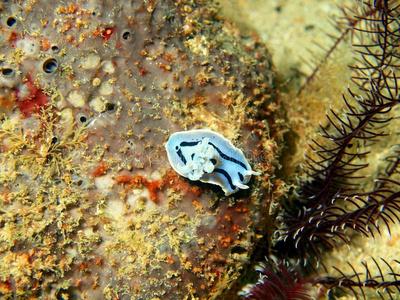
[225,0,400,299]
[315,258,400,299]
[239,259,314,300]
[0,0,283,299]
[277,0,400,263]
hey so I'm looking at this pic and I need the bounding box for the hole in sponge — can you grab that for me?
[106,103,116,112]
[122,30,132,41]
[43,58,58,74]
[6,17,16,27]
[1,68,14,77]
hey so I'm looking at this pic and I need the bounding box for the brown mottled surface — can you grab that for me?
[0,0,284,299]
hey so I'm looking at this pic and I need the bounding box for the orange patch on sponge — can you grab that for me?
[116,174,163,203]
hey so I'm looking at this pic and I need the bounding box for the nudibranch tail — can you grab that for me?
[165,129,261,195]
[246,170,261,176]
[234,182,250,190]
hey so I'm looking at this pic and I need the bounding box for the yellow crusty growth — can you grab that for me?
[0,107,87,181]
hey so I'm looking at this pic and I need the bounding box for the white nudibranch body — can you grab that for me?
[165,129,261,195]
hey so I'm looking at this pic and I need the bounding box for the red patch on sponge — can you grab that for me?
[16,77,49,118]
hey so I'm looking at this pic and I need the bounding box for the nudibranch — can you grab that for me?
[165,129,261,195]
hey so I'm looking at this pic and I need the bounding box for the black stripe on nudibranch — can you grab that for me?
[208,142,247,170]
[214,168,236,191]
[176,149,187,165]
[180,141,201,147]
[238,172,244,182]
